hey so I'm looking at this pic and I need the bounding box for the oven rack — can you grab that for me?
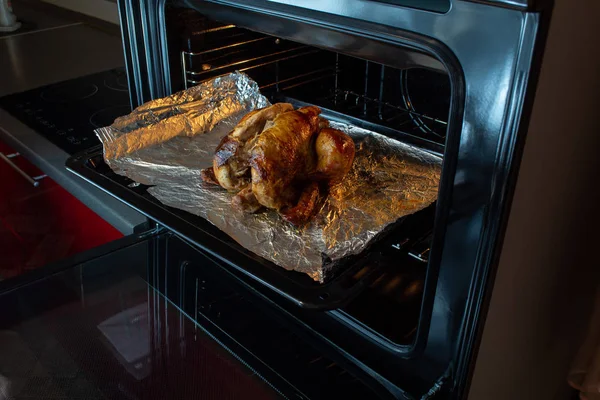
[183,46,320,85]
[67,143,434,313]
[67,92,437,338]
[325,88,447,141]
[181,48,447,144]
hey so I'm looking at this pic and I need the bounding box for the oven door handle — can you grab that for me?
[0,152,47,187]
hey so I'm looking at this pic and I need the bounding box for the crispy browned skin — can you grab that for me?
[318,117,329,130]
[279,182,321,226]
[204,103,355,226]
[314,127,356,183]
[203,103,294,191]
[200,167,219,185]
[249,106,321,210]
[277,127,354,225]
[231,186,262,213]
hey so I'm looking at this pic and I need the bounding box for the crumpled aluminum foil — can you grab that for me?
[96,72,441,283]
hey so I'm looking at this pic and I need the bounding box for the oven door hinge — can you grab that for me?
[420,367,452,400]
[136,222,168,239]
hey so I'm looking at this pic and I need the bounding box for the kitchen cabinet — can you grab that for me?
[0,139,122,280]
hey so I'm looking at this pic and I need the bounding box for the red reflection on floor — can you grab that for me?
[0,141,122,279]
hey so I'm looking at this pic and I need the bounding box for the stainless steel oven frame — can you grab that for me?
[113,0,554,398]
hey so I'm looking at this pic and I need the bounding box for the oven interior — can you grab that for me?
[171,9,449,149]
[159,6,452,350]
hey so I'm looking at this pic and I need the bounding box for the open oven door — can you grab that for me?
[0,228,397,400]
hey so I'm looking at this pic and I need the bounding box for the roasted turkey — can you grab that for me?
[203,103,293,191]
[314,127,356,183]
[201,103,355,225]
[249,105,321,211]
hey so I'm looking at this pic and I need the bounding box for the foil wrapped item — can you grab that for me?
[96,72,441,283]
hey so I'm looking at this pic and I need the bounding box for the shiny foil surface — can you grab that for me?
[97,72,441,283]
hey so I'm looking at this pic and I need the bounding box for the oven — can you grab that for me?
[63,0,600,398]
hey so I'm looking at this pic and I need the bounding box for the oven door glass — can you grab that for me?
[0,232,387,400]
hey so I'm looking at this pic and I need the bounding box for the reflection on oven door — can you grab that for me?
[98,303,151,381]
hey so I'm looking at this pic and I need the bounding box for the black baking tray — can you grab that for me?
[67,145,435,310]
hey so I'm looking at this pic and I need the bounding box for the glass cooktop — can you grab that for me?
[0,68,131,155]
